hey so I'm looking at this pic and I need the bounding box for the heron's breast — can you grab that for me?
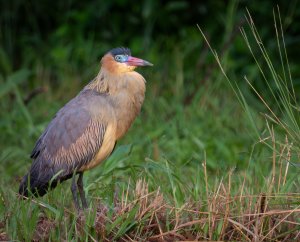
[79,124,116,171]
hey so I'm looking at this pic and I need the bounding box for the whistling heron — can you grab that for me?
[19,47,152,209]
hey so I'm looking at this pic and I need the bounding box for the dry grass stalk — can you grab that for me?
[26,177,300,241]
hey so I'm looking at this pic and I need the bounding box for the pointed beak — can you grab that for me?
[126,56,153,67]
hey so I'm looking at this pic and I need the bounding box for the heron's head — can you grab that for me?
[101,47,153,73]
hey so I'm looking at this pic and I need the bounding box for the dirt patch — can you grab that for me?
[32,216,56,242]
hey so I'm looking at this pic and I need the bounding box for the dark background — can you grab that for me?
[1,0,299,89]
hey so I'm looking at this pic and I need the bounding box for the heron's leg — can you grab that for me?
[71,175,80,210]
[77,172,88,209]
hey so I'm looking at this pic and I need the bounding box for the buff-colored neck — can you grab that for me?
[85,67,145,95]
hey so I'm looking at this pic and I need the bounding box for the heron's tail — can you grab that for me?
[19,160,73,197]
[18,161,63,197]
[19,171,58,197]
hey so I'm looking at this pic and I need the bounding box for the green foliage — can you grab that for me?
[0,0,300,240]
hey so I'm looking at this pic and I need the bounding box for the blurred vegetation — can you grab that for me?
[1,0,300,181]
[1,0,300,184]
[0,0,300,240]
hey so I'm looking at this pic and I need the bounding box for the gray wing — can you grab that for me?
[30,89,110,176]
[19,89,114,197]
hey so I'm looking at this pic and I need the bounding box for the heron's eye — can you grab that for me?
[115,55,126,62]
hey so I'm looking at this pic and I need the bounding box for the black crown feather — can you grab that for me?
[109,47,131,57]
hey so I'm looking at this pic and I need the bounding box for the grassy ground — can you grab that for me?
[1,9,300,241]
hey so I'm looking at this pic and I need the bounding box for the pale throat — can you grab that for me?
[84,68,146,140]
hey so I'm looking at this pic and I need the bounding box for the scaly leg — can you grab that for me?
[71,175,80,210]
[77,172,88,209]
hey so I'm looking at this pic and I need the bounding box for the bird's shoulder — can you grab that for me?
[44,89,113,141]
[60,89,113,117]
[75,89,115,120]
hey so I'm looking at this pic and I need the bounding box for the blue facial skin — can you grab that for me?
[114,54,129,63]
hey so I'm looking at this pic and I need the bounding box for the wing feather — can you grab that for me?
[19,89,115,196]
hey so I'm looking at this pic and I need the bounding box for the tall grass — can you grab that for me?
[241,8,300,170]
[0,7,300,241]
[199,7,300,167]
